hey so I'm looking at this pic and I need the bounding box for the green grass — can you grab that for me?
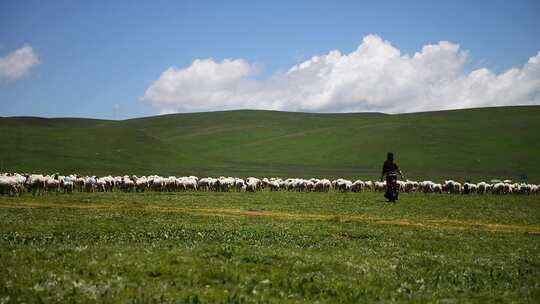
[1,106,540,182]
[1,191,539,303]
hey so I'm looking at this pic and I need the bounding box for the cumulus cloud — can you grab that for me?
[142,35,540,113]
[0,45,40,81]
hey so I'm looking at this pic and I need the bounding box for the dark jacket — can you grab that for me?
[382,160,399,175]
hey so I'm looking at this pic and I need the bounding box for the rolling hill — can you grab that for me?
[1,106,539,182]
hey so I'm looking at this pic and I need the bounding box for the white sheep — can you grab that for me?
[351,180,365,192]
[403,180,418,193]
[304,180,315,192]
[180,177,198,191]
[246,177,262,191]
[374,181,386,192]
[45,177,60,194]
[149,176,164,192]
[4,171,539,198]
[364,181,374,191]
[135,176,148,192]
[531,185,539,195]
[245,180,259,192]
[419,181,435,193]
[492,182,506,194]
[26,174,46,195]
[234,178,245,192]
[314,179,331,192]
[0,176,23,196]
[268,181,280,192]
[197,178,212,191]
[120,176,135,192]
[335,179,353,192]
[476,182,490,194]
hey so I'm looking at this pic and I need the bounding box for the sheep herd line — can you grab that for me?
[1,173,539,196]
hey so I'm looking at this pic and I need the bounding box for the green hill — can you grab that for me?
[1,106,539,182]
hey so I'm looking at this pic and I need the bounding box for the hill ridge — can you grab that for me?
[4,105,539,122]
[1,106,539,182]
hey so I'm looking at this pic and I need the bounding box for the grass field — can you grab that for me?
[1,106,539,302]
[1,191,539,303]
[1,106,540,182]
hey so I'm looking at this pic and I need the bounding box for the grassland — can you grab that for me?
[1,191,539,303]
[1,106,540,182]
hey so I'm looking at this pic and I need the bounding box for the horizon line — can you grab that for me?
[1,104,538,122]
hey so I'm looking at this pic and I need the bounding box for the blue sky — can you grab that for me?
[1,0,539,118]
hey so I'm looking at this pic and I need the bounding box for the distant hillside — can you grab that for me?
[1,106,539,182]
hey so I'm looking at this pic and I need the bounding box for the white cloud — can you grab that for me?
[142,35,540,114]
[0,45,40,81]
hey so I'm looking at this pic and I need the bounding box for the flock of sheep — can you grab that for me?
[1,173,539,196]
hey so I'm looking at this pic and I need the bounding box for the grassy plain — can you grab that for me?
[1,191,539,303]
[1,106,539,182]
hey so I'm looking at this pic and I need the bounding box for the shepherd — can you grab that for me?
[380,152,405,202]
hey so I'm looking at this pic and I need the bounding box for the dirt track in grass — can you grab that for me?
[1,200,539,235]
